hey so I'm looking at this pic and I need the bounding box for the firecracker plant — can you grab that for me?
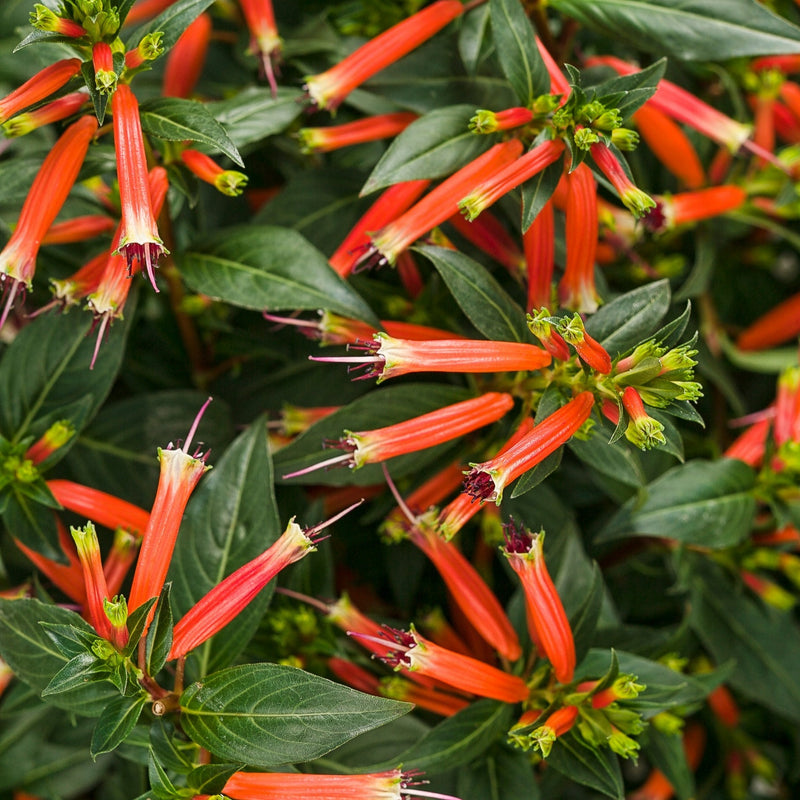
[1,0,800,798]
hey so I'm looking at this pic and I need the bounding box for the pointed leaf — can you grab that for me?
[489,0,549,105]
[124,598,158,657]
[589,59,666,119]
[91,694,148,757]
[416,245,530,342]
[140,98,242,167]
[549,0,800,60]
[597,459,756,548]
[42,653,106,697]
[364,105,492,194]
[180,663,411,766]
[145,583,173,676]
[521,159,562,232]
[187,764,239,793]
[549,732,623,799]
[179,225,379,325]
[169,420,281,679]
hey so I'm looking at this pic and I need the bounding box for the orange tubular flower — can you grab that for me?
[24,421,74,465]
[104,529,141,597]
[447,211,525,276]
[737,291,800,351]
[169,506,356,660]
[2,90,88,138]
[590,141,654,218]
[374,627,529,704]
[329,179,430,276]
[368,140,524,267]
[558,162,599,313]
[181,149,248,196]
[327,655,380,693]
[774,366,800,447]
[724,416,771,467]
[520,705,580,757]
[621,386,667,451]
[708,684,740,728]
[408,522,522,661]
[536,37,570,95]
[239,0,281,95]
[163,12,212,98]
[283,392,514,477]
[312,334,551,383]
[30,4,86,37]
[111,84,167,292]
[46,251,110,312]
[93,42,117,95]
[556,313,612,374]
[644,186,747,233]
[464,391,594,502]
[503,522,575,683]
[123,0,175,24]
[0,115,97,327]
[458,139,565,221]
[633,104,705,189]
[379,674,470,716]
[0,58,82,124]
[47,480,150,535]
[470,106,535,134]
[304,1,464,111]
[299,112,418,153]
[218,767,460,800]
[525,199,555,311]
[128,400,212,613]
[42,214,115,246]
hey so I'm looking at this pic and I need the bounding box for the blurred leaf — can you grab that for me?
[180,663,410,766]
[416,245,529,342]
[180,225,379,325]
[459,5,492,75]
[140,98,242,167]
[363,105,492,194]
[548,0,800,59]
[489,0,549,105]
[169,420,281,679]
[644,728,694,800]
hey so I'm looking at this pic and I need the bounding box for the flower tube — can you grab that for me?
[0,58,82,124]
[299,112,418,153]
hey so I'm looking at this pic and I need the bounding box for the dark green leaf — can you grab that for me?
[180,225,379,325]
[689,563,800,723]
[41,653,105,697]
[548,732,623,799]
[416,245,529,342]
[651,301,692,350]
[124,599,158,657]
[585,280,671,357]
[126,0,216,51]
[362,105,493,195]
[0,599,117,716]
[548,0,800,60]
[145,583,173,676]
[180,663,411,766]
[149,719,195,774]
[570,563,604,664]
[274,384,471,486]
[207,87,304,149]
[521,159,562,232]
[457,745,541,800]
[458,5,492,75]
[3,487,62,563]
[187,764,239,793]
[509,449,563,498]
[569,420,646,488]
[589,59,666,119]
[40,623,102,659]
[597,459,756,548]
[13,30,77,52]
[140,98,242,167]
[489,0,549,106]
[374,700,513,774]
[644,728,693,800]
[91,694,148,758]
[169,420,281,679]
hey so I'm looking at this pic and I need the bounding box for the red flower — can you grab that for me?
[312,334,551,382]
[447,210,525,277]
[502,521,575,683]
[24,421,74,465]
[239,0,281,95]
[304,1,463,111]
[555,313,612,374]
[42,214,115,246]
[464,392,594,502]
[2,90,88,138]
[621,386,667,450]
[93,42,117,95]
[0,58,82,124]
[299,112,418,153]
[737,291,800,351]
[163,12,212,98]
[111,84,168,291]
[524,199,556,311]
[470,106,535,134]
[128,400,212,613]
[590,141,655,218]
[283,392,514,477]
[0,115,97,327]
[47,479,150,536]
[181,149,248,196]
[644,186,747,233]
[512,704,580,756]
[30,4,87,37]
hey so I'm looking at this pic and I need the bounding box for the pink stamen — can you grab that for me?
[90,314,110,371]
[281,451,354,479]
[184,396,212,454]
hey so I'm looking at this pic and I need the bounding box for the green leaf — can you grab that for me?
[0,300,132,450]
[187,764,239,793]
[169,420,281,679]
[180,663,411,766]
[644,728,694,800]
[124,598,158,658]
[274,384,471,487]
[145,583,173,677]
[91,694,148,758]
[139,98,242,167]
[180,225,379,325]
[41,653,106,697]
[548,0,800,60]
[126,0,216,51]
[509,449,563,498]
[589,59,666,119]
[362,105,493,195]
[689,563,800,724]
[149,719,195,774]
[569,420,646,488]
[372,700,514,774]
[459,5,492,75]
[597,459,756,548]
[585,280,671,357]
[489,0,549,106]
[0,599,117,716]
[206,87,304,150]
[548,732,623,799]
[569,563,604,664]
[40,623,101,659]
[521,159,562,233]
[3,487,62,563]
[457,745,541,800]
[416,245,529,342]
